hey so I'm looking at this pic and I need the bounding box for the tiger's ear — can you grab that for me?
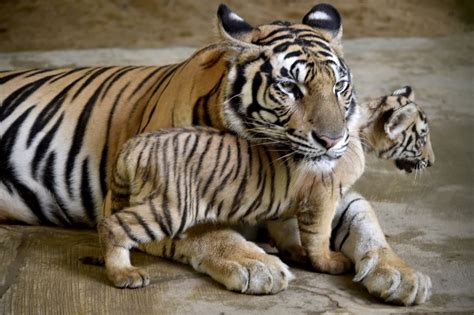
[217,4,256,48]
[392,86,415,102]
[384,103,418,140]
[302,3,343,47]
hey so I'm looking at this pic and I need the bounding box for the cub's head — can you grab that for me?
[369,86,435,173]
[218,4,357,172]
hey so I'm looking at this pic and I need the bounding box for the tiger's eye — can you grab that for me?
[280,81,296,90]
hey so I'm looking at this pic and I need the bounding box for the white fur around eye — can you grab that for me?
[308,11,332,21]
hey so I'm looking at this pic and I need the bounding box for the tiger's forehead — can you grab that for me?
[251,23,336,53]
[249,23,346,82]
[266,48,345,83]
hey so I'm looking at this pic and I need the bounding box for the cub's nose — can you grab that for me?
[311,131,343,149]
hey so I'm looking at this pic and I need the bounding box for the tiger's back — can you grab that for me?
[0,66,174,226]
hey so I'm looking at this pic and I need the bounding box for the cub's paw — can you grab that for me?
[107,266,150,289]
[279,245,309,265]
[354,248,432,305]
[198,243,294,295]
[310,250,352,275]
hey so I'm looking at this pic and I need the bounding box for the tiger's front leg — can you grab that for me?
[139,224,294,294]
[331,192,432,305]
[297,194,352,275]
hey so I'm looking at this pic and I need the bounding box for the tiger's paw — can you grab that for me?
[197,243,294,295]
[107,266,150,289]
[310,250,352,275]
[353,248,432,305]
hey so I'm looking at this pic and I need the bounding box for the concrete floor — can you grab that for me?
[0,33,473,314]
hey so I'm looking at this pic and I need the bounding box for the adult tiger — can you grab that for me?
[0,3,431,305]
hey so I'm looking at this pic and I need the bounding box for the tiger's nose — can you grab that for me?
[311,131,343,149]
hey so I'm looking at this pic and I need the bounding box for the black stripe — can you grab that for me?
[329,198,362,250]
[42,152,76,226]
[232,137,242,180]
[71,67,113,101]
[0,74,58,122]
[24,69,58,78]
[253,28,288,44]
[192,74,224,126]
[202,136,223,196]
[161,138,174,236]
[140,64,182,132]
[127,66,167,101]
[81,158,97,224]
[115,214,141,244]
[0,106,53,225]
[31,114,64,179]
[149,199,171,236]
[260,147,276,218]
[0,70,33,84]
[99,66,137,101]
[121,210,156,241]
[26,74,84,147]
[99,82,130,197]
[65,67,122,197]
[49,67,89,84]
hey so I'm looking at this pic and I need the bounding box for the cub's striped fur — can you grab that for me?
[0,2,434,305]
[98,86,433,288]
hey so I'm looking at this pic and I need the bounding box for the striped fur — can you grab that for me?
[361,86,434,173]
[267,86,434,260]
[98,87,433,288]
[0,3,433,304]
[0,5,355,226]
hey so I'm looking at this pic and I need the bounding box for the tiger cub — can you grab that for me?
[98,86,433,288]
[266,86,434,262]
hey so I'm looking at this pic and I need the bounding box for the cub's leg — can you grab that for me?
[331,192,432,305]
[98,202,169,288]
[139,224,294,294]
[297,196,351,275]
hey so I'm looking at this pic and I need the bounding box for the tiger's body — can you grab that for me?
[100,86,433,289]
[0,3,433,305]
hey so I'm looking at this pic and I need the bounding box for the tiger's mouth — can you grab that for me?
[395,159,428,173]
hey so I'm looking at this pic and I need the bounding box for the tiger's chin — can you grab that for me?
[297,154,337,174]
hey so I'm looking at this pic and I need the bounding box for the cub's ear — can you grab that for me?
[302,3,342,46]
[217,4,255,45]
[392,86,415,102]
[384,103,418,140]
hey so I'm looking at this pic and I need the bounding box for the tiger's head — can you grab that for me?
[367,86,435,173]
[217,4,357,172]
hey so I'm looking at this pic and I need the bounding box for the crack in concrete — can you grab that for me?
[0,231,27,300]
[290,284,344,310]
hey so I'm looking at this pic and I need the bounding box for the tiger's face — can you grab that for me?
[372,87,435,173]
[218,4,357,172]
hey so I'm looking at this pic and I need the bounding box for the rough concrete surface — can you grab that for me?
[0,33,473,314]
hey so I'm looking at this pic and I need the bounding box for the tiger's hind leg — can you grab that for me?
[98,202,170,288]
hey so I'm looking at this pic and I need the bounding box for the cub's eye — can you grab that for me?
[334,81,345,92]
